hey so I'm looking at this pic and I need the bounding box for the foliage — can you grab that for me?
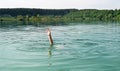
[0,8,120,25]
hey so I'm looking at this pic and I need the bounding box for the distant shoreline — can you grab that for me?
[0,8,120,25]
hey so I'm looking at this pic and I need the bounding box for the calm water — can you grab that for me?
[0,23,120,71]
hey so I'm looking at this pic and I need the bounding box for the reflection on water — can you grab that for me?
[48,45,53,67]
[48,45,53,58]
[0,23,120,71]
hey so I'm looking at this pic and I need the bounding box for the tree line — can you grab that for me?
[64,9,120,22]
[0,8,77,16]
[0,8,120,25]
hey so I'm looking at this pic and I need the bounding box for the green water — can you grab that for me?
[0,23,120,71]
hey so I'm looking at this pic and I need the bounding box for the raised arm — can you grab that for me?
[46,28,53,45]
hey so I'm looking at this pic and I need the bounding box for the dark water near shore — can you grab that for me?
[0,23,120,71]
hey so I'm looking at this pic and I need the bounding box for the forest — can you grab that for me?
[0,8,120,25]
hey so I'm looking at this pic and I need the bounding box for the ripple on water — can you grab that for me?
[16,46,48,52]
[0,24,120,71]
[75,38,90,41]
[16,42,49,52]
[75,38,99,47]
[83,42,99,47]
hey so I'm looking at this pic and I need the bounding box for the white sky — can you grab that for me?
[0,0,120,9]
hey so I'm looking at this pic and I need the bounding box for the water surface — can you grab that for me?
[0,23,120,71]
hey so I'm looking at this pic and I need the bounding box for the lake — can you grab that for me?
[0,22,120,71]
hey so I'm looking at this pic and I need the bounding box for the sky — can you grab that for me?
[0,0,120,9]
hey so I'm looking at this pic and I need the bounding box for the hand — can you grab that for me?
[46,28,51,36]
